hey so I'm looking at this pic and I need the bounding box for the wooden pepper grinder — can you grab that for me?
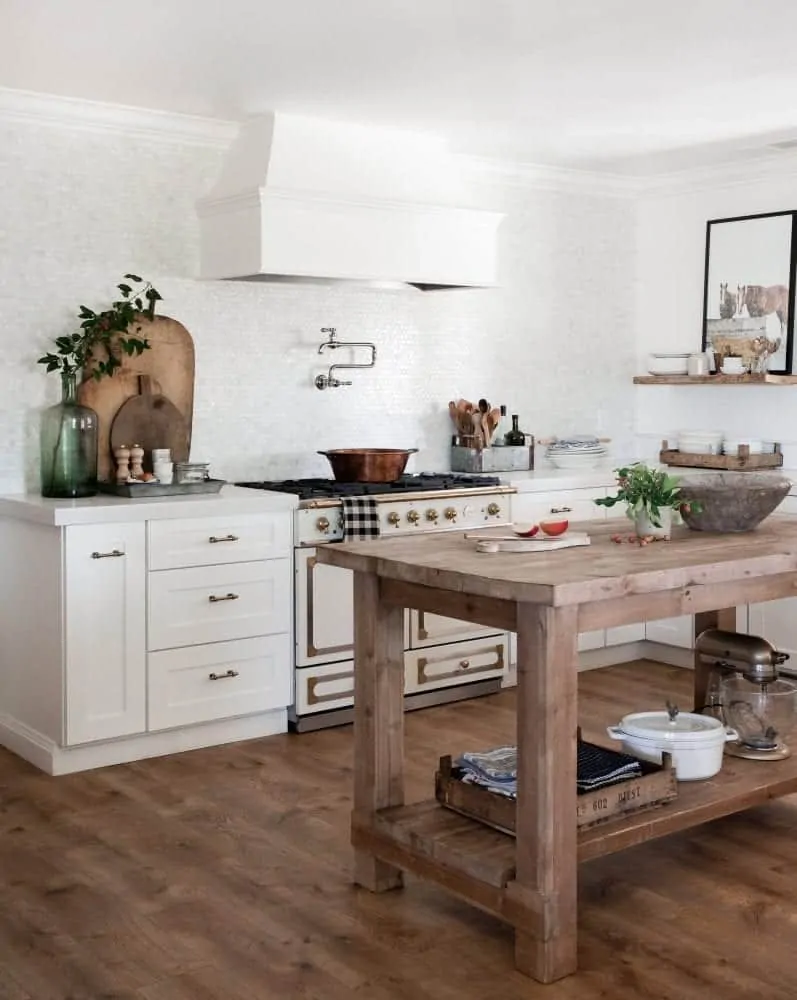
[129,444,145,480]
[113,445,131,484]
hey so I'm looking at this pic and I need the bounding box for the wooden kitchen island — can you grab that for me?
[316,516,797,984]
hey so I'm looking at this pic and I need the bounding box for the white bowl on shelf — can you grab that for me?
[648,353,690,376]
[722,440,763,456]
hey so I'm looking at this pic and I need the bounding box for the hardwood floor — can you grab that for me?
[1,660,797,999]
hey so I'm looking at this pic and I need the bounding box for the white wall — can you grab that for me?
[634,166,797,465]
[0,111,637,494]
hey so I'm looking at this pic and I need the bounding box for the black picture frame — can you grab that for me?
[701,209,797,375]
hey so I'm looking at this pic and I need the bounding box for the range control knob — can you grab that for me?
[316,516,330,534]
[487,502,501,516]
[426,509,439,522]
[407,509,420,524]
[444,507,458,522]
[387,512,400,526]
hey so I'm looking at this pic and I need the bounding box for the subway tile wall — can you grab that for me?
[0,118,637,493]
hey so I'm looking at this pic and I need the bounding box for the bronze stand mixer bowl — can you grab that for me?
[318,448,418,483]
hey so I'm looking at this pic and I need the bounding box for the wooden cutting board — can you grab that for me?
[466,532,591,554]
[77,315,195,481]
[110,375,190,472]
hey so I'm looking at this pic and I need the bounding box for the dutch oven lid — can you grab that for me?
[618,707,724,742]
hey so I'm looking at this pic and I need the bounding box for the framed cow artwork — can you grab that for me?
[702,209,797,374]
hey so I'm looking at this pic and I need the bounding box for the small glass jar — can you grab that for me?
[175,461,210,484]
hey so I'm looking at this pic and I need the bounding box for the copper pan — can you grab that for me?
[318,448,418,483]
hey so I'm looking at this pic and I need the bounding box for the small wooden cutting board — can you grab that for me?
[110,374,189,471]
[467,532,591,554]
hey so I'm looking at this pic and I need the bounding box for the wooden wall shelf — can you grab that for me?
[634,374,797,385]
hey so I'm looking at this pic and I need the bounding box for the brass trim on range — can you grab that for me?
[416,643,505,687]
[307,670,355,706]
[300,485,516,509]
[305,556,355,659]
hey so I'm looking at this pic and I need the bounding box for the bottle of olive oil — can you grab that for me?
[505,414,526,447]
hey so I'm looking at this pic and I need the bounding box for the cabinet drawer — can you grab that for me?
[404,636,506,694]
[409,609,499,648]
[148,514,290,571]
[511,488,607,526]
[148,635,290,730]
[295,661,354,715]
[148,559,290,650]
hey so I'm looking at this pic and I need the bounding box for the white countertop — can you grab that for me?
[0,485,298,526]
[502,463,797,493]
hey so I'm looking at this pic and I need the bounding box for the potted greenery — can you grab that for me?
[37,275,162,498]
[594,463,701,538]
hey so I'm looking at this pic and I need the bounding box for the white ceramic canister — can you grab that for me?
[687,353,709,377]
[607,710,738,781]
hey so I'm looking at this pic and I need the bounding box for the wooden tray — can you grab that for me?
[660,440,783,470]
[97,478,225,498]
[435,745,677,835]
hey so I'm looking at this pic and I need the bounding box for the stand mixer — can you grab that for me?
[695,629,797,760]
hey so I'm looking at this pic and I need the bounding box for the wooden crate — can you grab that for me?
[660,440,783,471]
[435,746,677,835]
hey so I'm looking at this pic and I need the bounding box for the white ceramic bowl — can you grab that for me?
[547,452,607,470]
[648,354,689,376]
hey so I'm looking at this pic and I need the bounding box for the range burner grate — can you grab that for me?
[235,473,502,500]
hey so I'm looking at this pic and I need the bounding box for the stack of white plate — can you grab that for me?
[648,353,690,376]
[677,430,723,455]
[546,436,609,469]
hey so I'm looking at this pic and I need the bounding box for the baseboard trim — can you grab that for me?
[0,709,288,775]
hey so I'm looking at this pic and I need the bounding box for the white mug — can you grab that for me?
[687,354,708,377]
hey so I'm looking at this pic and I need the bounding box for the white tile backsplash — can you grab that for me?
[0,115,637,493]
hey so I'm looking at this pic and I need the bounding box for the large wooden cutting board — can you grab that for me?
[77,315,195,482]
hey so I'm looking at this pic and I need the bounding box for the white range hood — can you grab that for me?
[197,113,504,289]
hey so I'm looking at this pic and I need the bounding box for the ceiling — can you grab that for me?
[4,0,797,175]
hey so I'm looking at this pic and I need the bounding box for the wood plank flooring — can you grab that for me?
[2,660,797,998]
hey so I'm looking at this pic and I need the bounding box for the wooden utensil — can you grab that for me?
[110,374,189,474]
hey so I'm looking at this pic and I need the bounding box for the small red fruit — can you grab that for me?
[539,519,569,537]
[513,524,540,538]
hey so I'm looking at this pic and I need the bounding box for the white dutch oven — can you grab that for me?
[607,710,738,781]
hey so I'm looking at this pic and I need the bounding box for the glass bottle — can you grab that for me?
[505,414,526,447]
[493,404,510,446]
[40,372,99,498]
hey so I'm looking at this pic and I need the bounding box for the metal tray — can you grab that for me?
[97,478,226,498]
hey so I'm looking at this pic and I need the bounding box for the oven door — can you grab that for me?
[295,547,354,666]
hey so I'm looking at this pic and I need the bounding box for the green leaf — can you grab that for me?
[124,273,143,282]
[117,283,133,297]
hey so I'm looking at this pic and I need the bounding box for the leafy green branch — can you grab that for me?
[37,274,162,380]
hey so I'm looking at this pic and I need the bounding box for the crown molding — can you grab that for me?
[463,155,640,198]
[633,149,797,197]
[0,87,238,147]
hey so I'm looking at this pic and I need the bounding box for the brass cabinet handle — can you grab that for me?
[208,592,240,603]
[91,549,124,559]
[550,506,572,513]
[209,669,239,681]
[209,534,239,543]
[459,659,470,669]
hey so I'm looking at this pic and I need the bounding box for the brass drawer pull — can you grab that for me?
[91,549,124,559]
[209,534,239,543]
[208,592,240,603]
[549,506,572,513]
[460,659,471,669]
[209,669,239,681]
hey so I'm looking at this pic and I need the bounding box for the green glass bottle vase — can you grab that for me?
[40,372,99,498]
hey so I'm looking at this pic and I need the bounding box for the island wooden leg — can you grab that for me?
[351,571,405,892]
[508,602,579,984]
[693,607,737,712]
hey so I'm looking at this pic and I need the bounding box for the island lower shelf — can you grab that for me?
[353,752,797,920]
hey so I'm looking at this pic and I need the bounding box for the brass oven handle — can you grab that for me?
[550,506,572,513]
[91,549,124,559]
[208,592,240,603]
[209,534,239,543]
[209,669,239,681]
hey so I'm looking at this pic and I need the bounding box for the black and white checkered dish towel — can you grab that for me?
[342,496,381,540]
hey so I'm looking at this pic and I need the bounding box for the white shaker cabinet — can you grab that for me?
[65,523,147,744]
[0,489,295,774]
